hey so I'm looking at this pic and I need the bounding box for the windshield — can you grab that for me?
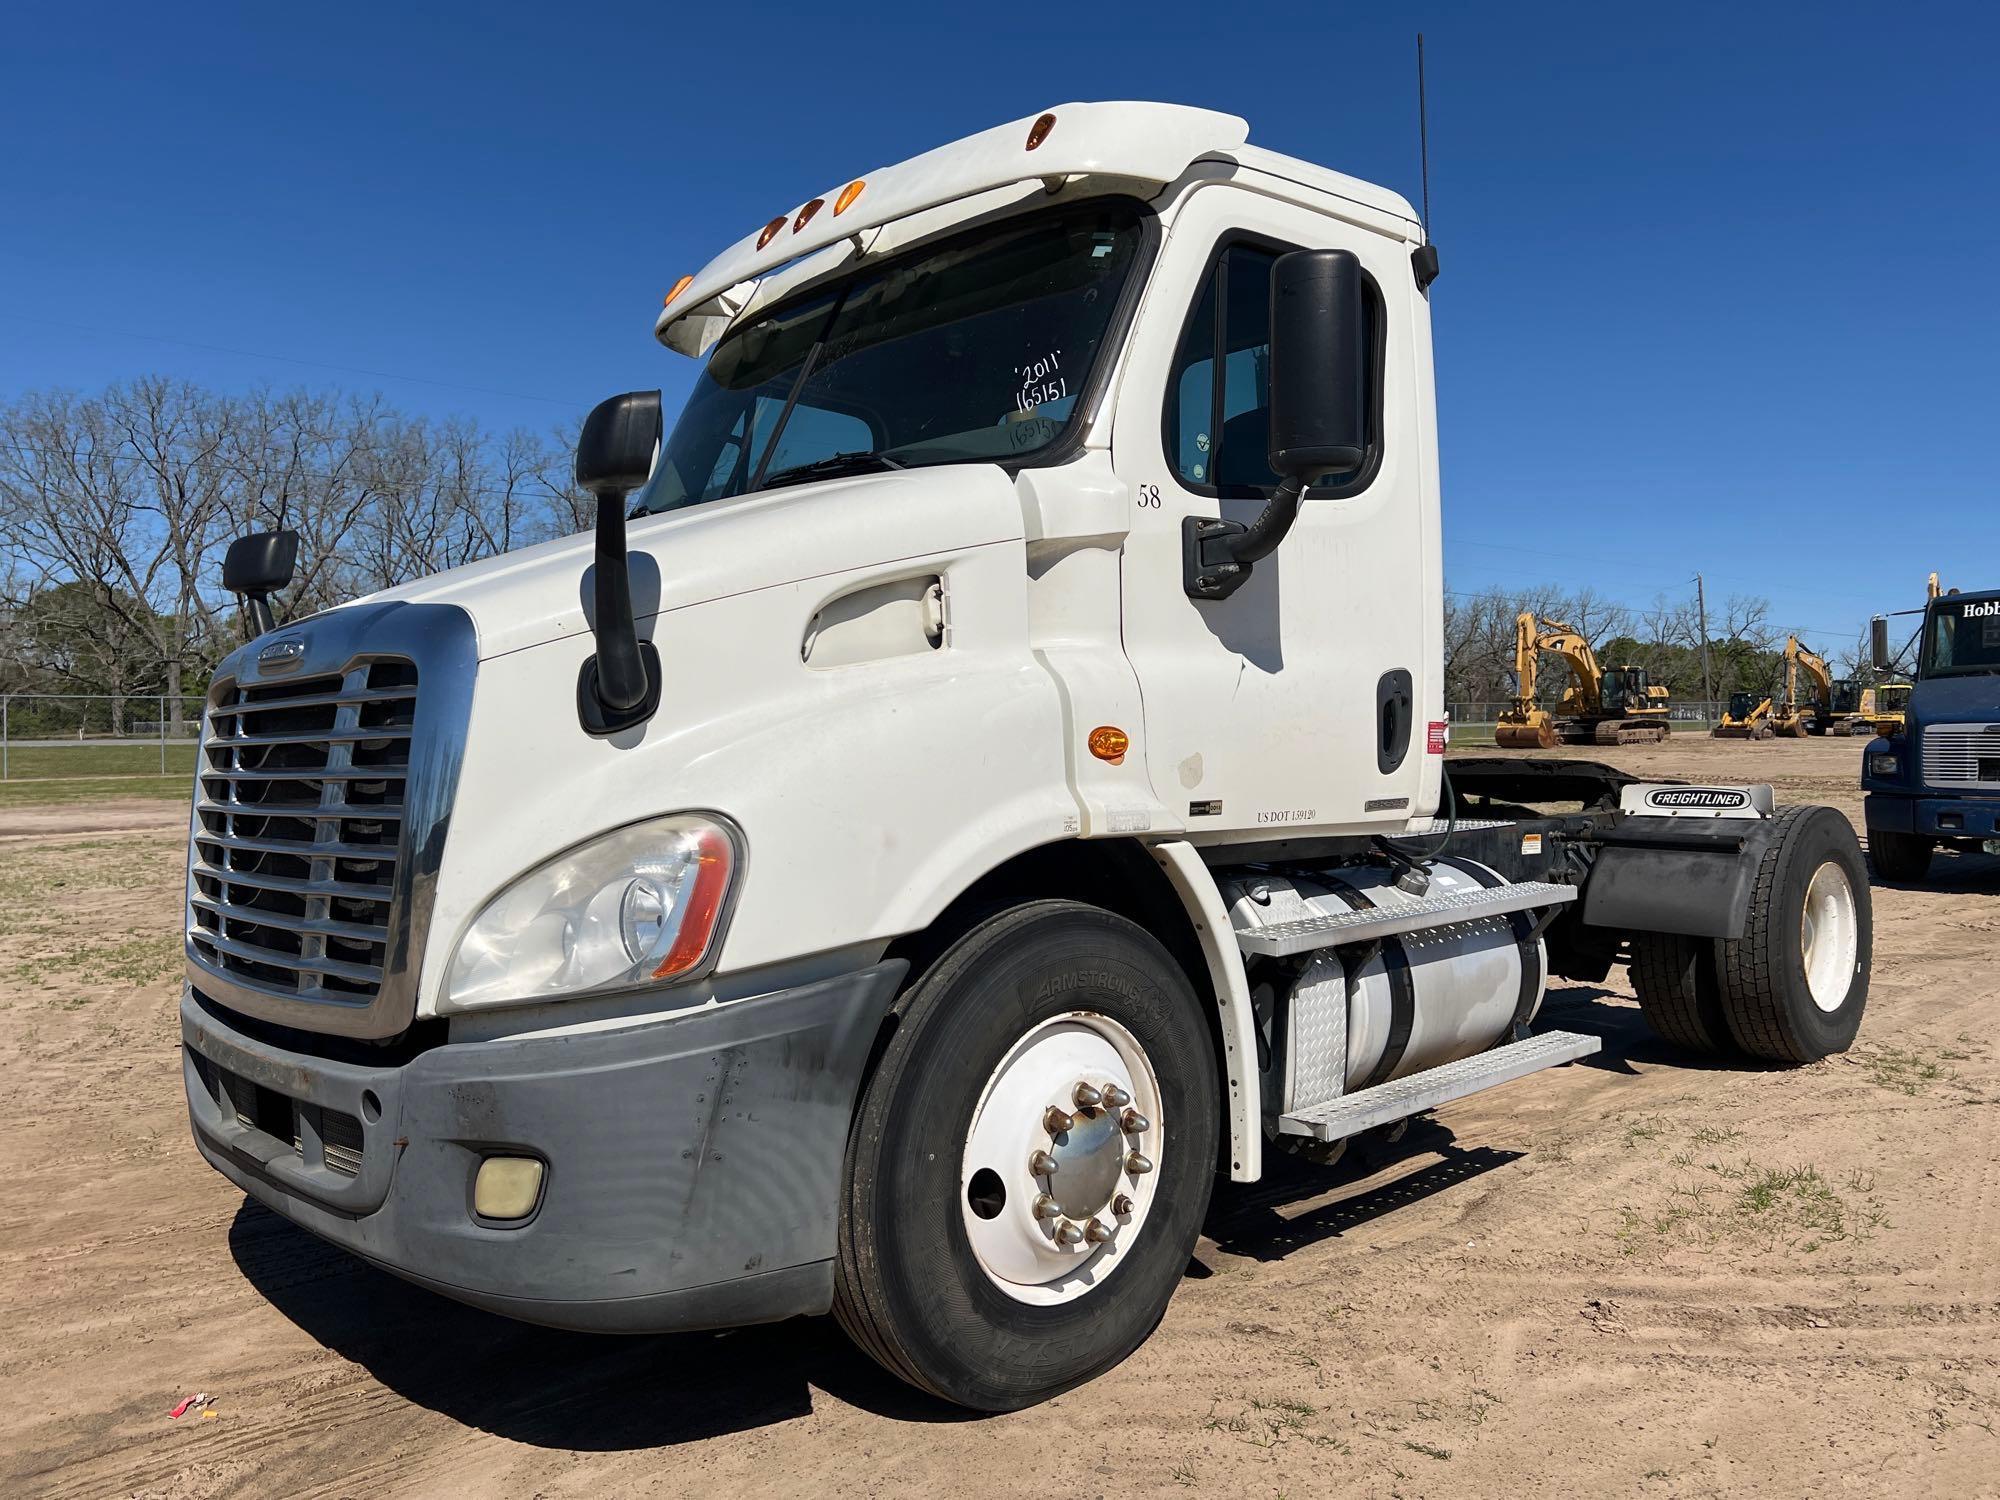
[636,200,1147,514]
[1920,597,2000,679]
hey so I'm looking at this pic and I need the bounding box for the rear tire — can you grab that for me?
[1867,827,1933,882]
[1713,806,1870,1062]
[1631,931,1732,1056]
[833,901,1219,1411]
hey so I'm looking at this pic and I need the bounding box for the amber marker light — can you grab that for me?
[650,825,736,982]
[793,196,825,233]
[662,274,694,308]
[1088,725,1129,764]
[833,179,866,215]
[755,214,788,251]
[1025,112,1057,150]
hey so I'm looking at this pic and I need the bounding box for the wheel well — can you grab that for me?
[861,839,1227,1161]
[882,839,1210,1001]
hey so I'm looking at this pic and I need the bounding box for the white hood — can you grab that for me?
[342,465,1024,661]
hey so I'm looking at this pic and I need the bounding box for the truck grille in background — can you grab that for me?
[189,662,418,1005]
[1921,723,2000,791]
[192,1052,365,1178]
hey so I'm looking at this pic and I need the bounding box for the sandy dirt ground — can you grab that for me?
[3,738,1996,1499]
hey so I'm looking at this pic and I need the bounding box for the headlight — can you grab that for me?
[444,814,740,1011]
[1867,752,1899,777]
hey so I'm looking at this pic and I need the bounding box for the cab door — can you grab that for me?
[1111,183,1429,838]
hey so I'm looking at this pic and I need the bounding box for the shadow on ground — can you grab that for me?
[227,1200,966,1448]
[228,978,1729,1448]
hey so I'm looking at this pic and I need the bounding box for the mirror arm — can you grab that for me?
[576,491,663,736]
[242,593,278,640]
[1181,474,1307,600]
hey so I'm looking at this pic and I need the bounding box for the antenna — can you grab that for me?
[1412,34,1441,290]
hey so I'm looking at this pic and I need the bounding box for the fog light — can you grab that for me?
[474,1156,544,1220]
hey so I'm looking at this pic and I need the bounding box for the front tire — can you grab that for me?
[1868,827,1933,882]
[833,901,1219,1411]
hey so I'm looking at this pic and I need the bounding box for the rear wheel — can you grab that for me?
[1631,931,1732,1056]
[834,901,1219,1411]
[1867,827,1933,882]
[1714,806,1870,1062]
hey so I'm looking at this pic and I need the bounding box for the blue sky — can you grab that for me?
[3,1,1993,654]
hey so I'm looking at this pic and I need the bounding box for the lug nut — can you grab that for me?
[1032,1193,1064,1222]
[1101,1084,1131,1109]
[1043,1106,1075,1135]
[1125,1151,1154,1175]
[1084,1217,1113,1245]
[1073,1082,1103,1110]
[1055,1220,1085,1247]
[1113,1194,1135,1216]
[1119,1108,1150,1134]
[1030,1149,1060,1176]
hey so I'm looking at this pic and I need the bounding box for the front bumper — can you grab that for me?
[182,960,906,1332]
[1864,793,2000,839]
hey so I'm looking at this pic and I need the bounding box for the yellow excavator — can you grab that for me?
[1495,612,1672,748]
[1773,635,1835,737]
[1712,691,1776,739]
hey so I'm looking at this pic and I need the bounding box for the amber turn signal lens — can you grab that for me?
[1025,112,1057,151]
[662,274,694,308]
[834,179,866,215]
[756,214,788,251]
[1087,725,1129,763]
[793,197,825,233]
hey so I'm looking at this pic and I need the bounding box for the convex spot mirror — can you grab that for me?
[1267,248,1368,483]
[222,529,298,598]
[575,390,663,500]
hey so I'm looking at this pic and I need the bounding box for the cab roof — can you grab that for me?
[654,102,1419,357]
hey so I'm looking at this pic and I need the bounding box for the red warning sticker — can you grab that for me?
[1427,721,1449,755]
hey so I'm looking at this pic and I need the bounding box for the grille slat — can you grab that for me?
[190,662,416,1004]
[208,726,413,749]
[188,892,389,945]
[197,798,407,821]
[1922,723,2000,790]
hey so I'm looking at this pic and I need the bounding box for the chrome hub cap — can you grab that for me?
[959,1012,1162,1306]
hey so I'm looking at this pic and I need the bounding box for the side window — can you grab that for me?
[1164,240,1382,497]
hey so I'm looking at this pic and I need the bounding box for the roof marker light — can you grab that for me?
[1026,112,1057,151]
[662,274,694,308]
[793,196,825,233]
[756,214,788,251]
[834,179,866,215]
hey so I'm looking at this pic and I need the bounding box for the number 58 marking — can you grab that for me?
[1136,483,1162,509]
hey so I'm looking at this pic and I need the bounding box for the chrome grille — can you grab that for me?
[1922,722,2000,790]
[189,662,419,1004]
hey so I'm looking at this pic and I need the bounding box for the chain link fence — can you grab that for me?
[0,695,207,780]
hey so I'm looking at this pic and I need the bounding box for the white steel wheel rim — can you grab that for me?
[958,1011,1163,1306]
[1800,860,1858,1013]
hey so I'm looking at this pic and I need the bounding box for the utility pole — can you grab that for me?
[1694,573,1714,717]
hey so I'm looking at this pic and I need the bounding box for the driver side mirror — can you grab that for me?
[1870,616,1890,672]
[1183,249,1368,601]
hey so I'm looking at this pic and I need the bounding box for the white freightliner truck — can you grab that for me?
[182,103,1873,1411]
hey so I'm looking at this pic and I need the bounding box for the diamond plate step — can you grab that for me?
[1233,880,1578,958]
[1277,1029,1602,1141]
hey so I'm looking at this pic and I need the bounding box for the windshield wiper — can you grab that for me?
[757,450,907,492]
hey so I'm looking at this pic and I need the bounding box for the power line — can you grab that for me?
[0,311,586,411]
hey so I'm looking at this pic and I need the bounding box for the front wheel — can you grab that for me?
[834,901,1219,1411]
[1868,827,1933,882]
